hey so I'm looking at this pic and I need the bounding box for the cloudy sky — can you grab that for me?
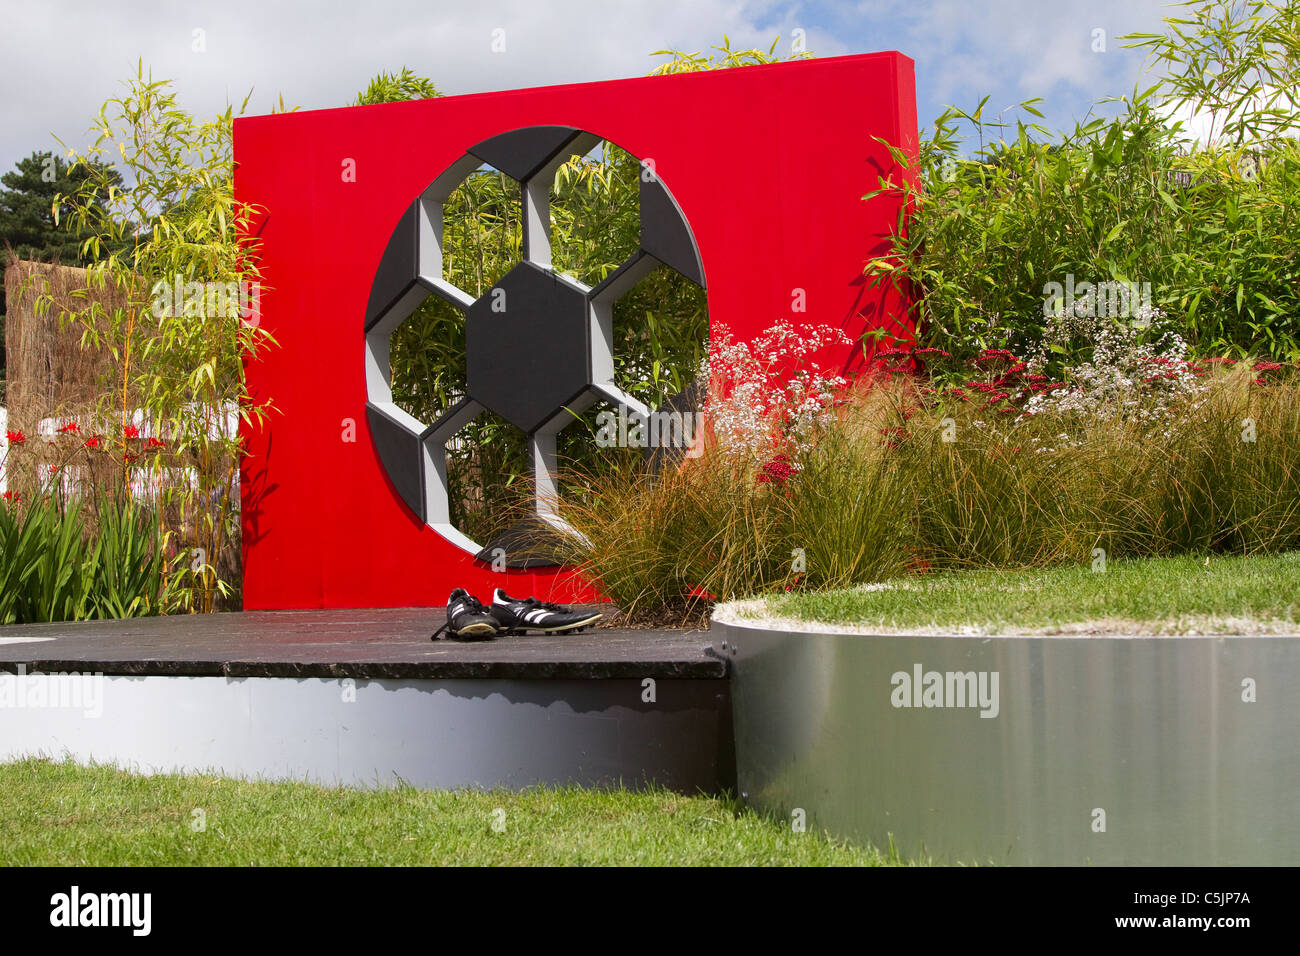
[1,0,1180,174]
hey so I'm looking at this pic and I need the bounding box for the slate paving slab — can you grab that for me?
[0,607,724,680]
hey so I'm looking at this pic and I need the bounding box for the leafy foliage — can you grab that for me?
[864,0,1300,376]
[1126,0,1300,145]
[352,67,443,105]
[0,495,179,624]
[45,61,280,611]
[646,35,814,74]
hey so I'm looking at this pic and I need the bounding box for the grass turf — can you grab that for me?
[746,551,1300,635]
[0,757,910,866]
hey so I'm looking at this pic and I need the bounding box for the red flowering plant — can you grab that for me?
[1,428,30,499]
[701,318,852,484]
[862,300,1299,482]
[1252,361,1285,386]
[866,344,919,380]
[892,296,1298,432]
[0,412,178,509]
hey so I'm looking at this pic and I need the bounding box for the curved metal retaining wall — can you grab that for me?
[713,621,1300,865]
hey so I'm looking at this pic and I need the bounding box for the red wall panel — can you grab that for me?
[234,51,917,610]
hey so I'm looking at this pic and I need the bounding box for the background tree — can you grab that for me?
[0,151,124,264]
[0,151,124,381]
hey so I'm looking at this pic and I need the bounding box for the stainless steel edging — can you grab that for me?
[714,621,1300,865]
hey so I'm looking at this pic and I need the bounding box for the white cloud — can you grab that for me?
[0,0,830,172]
[844,0,1169,128]
[0,0,1182,175]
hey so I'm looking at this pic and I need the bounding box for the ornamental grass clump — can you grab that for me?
[1104,362,1300,556]
[555,321,907,620]
[885,341,1300,570]
[558,318,1300,620]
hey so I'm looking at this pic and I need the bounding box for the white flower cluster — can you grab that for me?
[700,318,851,462]
[1020,301,1206,423]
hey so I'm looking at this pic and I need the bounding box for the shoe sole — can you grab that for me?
[498,612,604,635]
[452,621,500,638]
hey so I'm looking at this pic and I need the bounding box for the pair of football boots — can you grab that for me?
[432,588,603,641]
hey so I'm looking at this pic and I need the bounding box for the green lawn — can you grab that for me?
[738,551,1300,635]
[0,757,907,866]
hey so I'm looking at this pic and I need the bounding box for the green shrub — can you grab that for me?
[0,495,180,624]
[865,0,1300,374]
[50,64,277,612]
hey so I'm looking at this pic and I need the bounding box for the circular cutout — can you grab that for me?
[363,126,706,561]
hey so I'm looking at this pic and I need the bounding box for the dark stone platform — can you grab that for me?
[0,607,724,681]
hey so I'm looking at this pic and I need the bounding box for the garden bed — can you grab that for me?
[714,554,1300,865]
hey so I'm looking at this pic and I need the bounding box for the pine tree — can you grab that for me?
[0,151,123,264]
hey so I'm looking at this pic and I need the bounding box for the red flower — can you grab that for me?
[1253,361,1284,372]
[58,422,80,434]
[4,430,25,445]
[85,436,103,449]
[123,425,140,439]
[995,361,1028,384]
[1,491,20,502]
[972,348,1021,366]
[146,437,166,449]
[758,454,796,486]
